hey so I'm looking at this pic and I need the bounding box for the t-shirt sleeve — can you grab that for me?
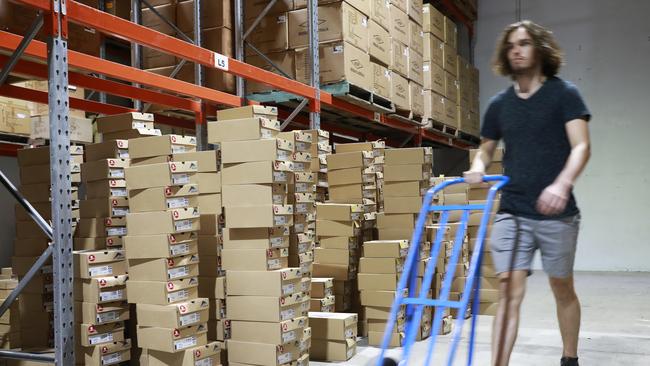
[562,83,591,123]
[480,98,502,140]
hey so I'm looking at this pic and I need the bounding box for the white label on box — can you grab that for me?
[273,172,288,182]
[260,128,275,139]
[272,194,285,205]
[89,265,113,277]
[268,259,282,270]
[214,52,229,71]
[282,283,295,296]
[168,266,190,280]
[294,223,304,233]
[172,145,188,154]
[168,197,191,209]
[333,44,344,53]
[106,227,127,236]
[300,281,309,292]
[298,243,309,253]
[179,312,201,326]
[174,336,197,351]
[99,289,124,302]
[278,352,292,364]
[110,188,127,197]
[88,332,113,345]
[282,330,297,343]
[277,150,291,161]
[133,121,148,129]
[423,64,430,72]
[280,308,295,321]
[274,215,288,226]
[269,237,285,248]
[172,173,191,185]
[101,351,122,365]
[170,243,191,256]
[300,339,309,352]
[195,358,213,366]
[96,310,119,324]
[168,289,190,303]
[109,168,124,178]
[295,183,309,192]
[112,207,129,217]
[293,162,306,171]
[118,149,129,159]
[174,219,193,232]
[295,142,309,151]
[361,16,368,27]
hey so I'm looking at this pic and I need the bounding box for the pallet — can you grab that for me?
[389,108,427,126]
[457,130,481,145]
[428,120,458,137]
[0,132,30,145]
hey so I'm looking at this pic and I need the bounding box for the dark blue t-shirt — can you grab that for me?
[481,77,591,220]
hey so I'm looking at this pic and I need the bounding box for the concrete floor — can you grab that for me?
[312,271,650,366]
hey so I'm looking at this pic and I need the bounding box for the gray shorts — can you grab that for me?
[489,212,581,278]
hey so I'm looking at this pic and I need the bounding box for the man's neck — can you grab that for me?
[514,68,546,95]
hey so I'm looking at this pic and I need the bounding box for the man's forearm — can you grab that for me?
[470,140,498,173]
[555,142,591,187]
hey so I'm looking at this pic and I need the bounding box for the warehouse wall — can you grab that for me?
[476,0,650,271]
[0,157,18,267]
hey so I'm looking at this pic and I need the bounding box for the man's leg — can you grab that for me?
[549,276,581,358]
[492,270,528,366]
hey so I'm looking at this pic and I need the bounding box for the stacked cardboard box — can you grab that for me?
[305,130,331,203]
[0,274,20,350]
[12,145,84,348]
[334,141,386,215]
[95,112,161,142]
[310,277,335,312]
[422,4,480,135]
[73,249,131,365]
[467,147,505,315]
[309,312,357,362]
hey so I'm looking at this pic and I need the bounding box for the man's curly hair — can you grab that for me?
[493,20,564,78]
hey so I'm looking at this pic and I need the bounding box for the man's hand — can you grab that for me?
[536,181,572,216]
[463,170,485,184]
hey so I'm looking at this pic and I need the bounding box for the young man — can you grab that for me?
[464,21,591,366]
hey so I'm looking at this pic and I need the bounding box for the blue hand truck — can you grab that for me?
[376,175,509,366]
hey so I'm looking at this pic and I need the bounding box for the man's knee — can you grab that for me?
[549,277,578,304]
[498,271,527,308]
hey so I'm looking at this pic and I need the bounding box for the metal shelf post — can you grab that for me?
[307,0,320,129]
[130,0,142,111]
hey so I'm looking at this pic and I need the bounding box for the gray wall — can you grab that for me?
[476,0,650,271]
[0,156,19,267]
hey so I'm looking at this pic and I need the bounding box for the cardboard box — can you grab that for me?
[391,71,410,110]
[383,180,428,197]
[359,257,404,274]
[127,277,199,305]
[309,311,357,340]
[247,50,296,93]
[177,0,231,32]
[95,112,153,133]
[227,293,307,322]
[389,39,409,77]
[74,250,126,279]
[217,105,278,121]
[409,81,425,117]
[78,322,125,347]
[316,220,360,237]
[136,298,209,328]
[444,15,457,49]
[369,20,390,67]
[445,71,458,103]
[128,185,199,213]
[0,97,30,136]
[197,193,222,215]
[19,162,81,185]
[127,135,196,159]
[422,4,444,40]
[288,2,369,52]
[423,33,443,66]
[409,20,424,57]
[311,278,334,298]
[83,339,131,365]
[389,4,408,44]
[79,197,128,219]
[443,43,457,76]
[313,263,355,281]
[408,0,423,24]
[363,240,409,258]
[231,316,307,345]
[223,226,290,250]
[75,275,128,304]
[126,208,200,235]
[208,117,280,143]
[85,140,129,161]
[311,338,356,362]
[17,145,82,166]
[372,61,391,99]
[195,172,222,194]
[137,323,207,353]
[424,90,445,122]
[197,276,226,300]
[442,96,457,127]
[423,61,445,95]
[221,248,289,271]
[128,254,200,281]
[295,41,372,90]
[319,236,358,250]
[172,151,219,172]
[226,268,302,296]
[222,184,287,207]
[245,13,288,55]
[225,204,293,228]
[244,0,293,18]
[75,301,130,326]
[383,164,429,182]
[84,178,127,200]
[314,248,355,266]
[370,0,389,29]
[227,340,300,366]
[30,114,92,144]
[327,151,373,170]
[147,341,219,365]
[221,139,293,164]
[125,161,198,190]
[222,161,291,185]
[360,290,405,307]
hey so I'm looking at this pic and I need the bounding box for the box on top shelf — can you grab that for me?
[389,3,409,45]
[295,41,372,91]
[207,117,281,143]
[422,4,444,40]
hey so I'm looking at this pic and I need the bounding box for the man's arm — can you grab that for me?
[464,138,499,184]
[536,118,591,215]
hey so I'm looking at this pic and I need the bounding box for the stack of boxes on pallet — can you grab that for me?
[422,4,480,136]
[142,0,234,94]
[0,270,19,350]
[467,147,505,315]
[310,277,335,312]
[309,312,358,362]
[210,105,310,366]
[95,112,162,141]
[306,130,331,205]
[12,145,83,349]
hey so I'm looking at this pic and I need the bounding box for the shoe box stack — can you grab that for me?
[467,147,505,316]
[333,141,386,213]
[0,270,20,350]
[209,105,310,366]
[121,134,219,364]
[305,130,331,203]
[313,203,364,313]
[12,145,84,348]
[308,312,358,362]
[94,112,162,141]
[309,277,335,313]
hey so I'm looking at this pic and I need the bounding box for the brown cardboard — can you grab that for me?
[84,179,127,200]
[75,300,128,328]
[245,13,288,55]
[128,254,200,281]
[85,140,129,161]
[295,41,372,90]
[137,323,208,353]
[227,293,307,322]
[247,50,296,93]
[95,112,154,133]
[311,338,356,362]
[445,71,459,103]
[442,96,458,127]
[79,197,128,219]
[359,257,404,274]
[75,275,128,304]
[389,39,409,77]
[376,212,418,229]
[319,236,358,250]
[197,172,222,194]
[222,161,292,185]
[208,117,280,143]
[19,162,81,185]
[197,193,222,215]
[311,278,334,298]
[422,4,444,40]
[225,204,293,228]
[383,164,429,182]
[78,322,125,347]
[223,226,290,250]
[327,167,364,185]
[126,208,200,235]
[75,217,127,238]
[316,220,360,237]
[172,151,219,172]
[443,43,457,76]
[74,250,126,279]
[222,184,287,207]
[127,135,196,159]
[227,340,300,366]
[226,268,301,296]
[288,2,369,52]
[314,248,355,266]
[222,248,289,271]
[423,61,445,95]
[389,4,409,44]
[124,161,198,190]
[391,71,410,110]
[308,311,358,340]
[424,90,445,122]
[16,145,80,167]
[313,263,355,281]
[101,127,161,141]
[82,339,131,365]
[360,290,405,307]
[231,316,307,345]
[369,20,390,67]
[370,0,389,29]
[383,180,428,197]
[127,277,199,305]
[147,341,220,366]
[408,0,423,24]
[177,0,231,33]
[423,33,443,66]
[409,81,425,117]
[128,185,199,213]
[217,105,278,120]
[136,298,209,328]
[244,0,292,18]
[444,15,457,49]
[327,151,373,170]
[221,138,293,164]
[197,276,226,299]
[409,20,424,57]
[363,240,409,258]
